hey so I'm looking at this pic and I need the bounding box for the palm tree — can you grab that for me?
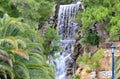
[0,14,55,79]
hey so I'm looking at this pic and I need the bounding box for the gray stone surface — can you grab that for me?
[99,71,111,78]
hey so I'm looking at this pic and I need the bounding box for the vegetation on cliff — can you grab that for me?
[76,0,120,43]
[74,0,120,78]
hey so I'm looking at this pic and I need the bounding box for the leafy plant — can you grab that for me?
[55,0,73,4]
[76,49,103,73]
[71,75,80,79]
[115,56,120,79]
[43,26,60,56]
[76,0,120,44]
[80,29,100,46]
[0,14,55,79]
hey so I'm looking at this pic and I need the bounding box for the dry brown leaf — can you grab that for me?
[0,53,13,67]
[11,49,29,60]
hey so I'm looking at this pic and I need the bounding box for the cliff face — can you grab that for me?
[74,42,120,79]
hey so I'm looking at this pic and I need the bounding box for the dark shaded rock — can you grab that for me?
[38,22,44,30]
[71,43,83,60]
[67,68,72,71]
[66,69,73,76]
[48,4,60,29]
[66,61,73,68]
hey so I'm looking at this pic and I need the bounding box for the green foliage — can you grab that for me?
[91,48,103,63]
[80,30,100,46]
[0,0,59,78]
[109,16,120,40]
[76,52,90,64]
[85,66,92,73]
[0,14,55,79]
[76,49,103,72]
[71,75,80,79]
[43,26,60,56]
[0,0,55,29]
[76,5,109,33]
[55,0,73,4]
[0,0,21,17]
[76,0,120,43]
[10,0,54,21]
[115,56,120,79]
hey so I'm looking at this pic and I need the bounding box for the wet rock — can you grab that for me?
[66,62,73,67]
[71,43,83,60]
[48,4,60,29]
[67,68,72,71]
[66,69,73,76]
[71,52,79,60]
[65,59,75,76]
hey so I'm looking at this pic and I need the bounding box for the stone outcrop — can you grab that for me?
[48,4,60,29]
[71,42,83,60]
[66,59,74,76]
[75,42,120,79]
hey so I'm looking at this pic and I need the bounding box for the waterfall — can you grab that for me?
[50,2,82,79]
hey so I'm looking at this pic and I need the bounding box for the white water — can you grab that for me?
[51,2,82,79]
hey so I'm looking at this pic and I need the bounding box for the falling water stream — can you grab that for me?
[51,2,81,79]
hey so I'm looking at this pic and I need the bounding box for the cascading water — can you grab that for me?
[51,2,82,79]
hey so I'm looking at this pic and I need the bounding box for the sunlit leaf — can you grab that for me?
[11,49,29,60]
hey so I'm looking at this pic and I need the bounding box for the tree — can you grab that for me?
[0,0,21,17]
[0,14,55,79]
[9,0,54,21]
[55,0,73,4]
[0,0,55,29]
[0,0,62,78]
[42,26,60,56]
[76,0,120,44]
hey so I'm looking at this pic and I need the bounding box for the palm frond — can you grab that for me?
[0,36,18,49]
[2,14,10,23]
[14,61,30,79]
[0,53,13,67]
[11,49,29,60]
[26,63,50,78]
[0,49,9,57]
[0,70,7,79]
[4,16,25,32]
[0,14,25,37]
[0,49,13,67]
[29,53,45,63]
[29,55,43,64]
[4,18,16,28]
[26,43,44,52]
[16,39,26,49]
[0,64,14,79]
